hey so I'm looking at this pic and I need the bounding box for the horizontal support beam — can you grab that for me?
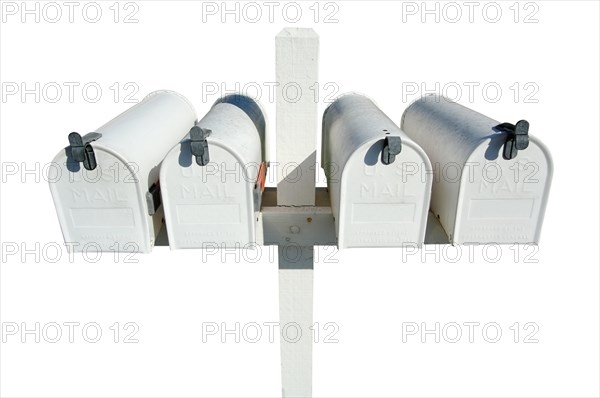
[259,188,337,247]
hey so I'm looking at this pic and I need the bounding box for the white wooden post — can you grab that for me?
[276,27,319,206]
[275,27,319,398]
[278,246,314,398]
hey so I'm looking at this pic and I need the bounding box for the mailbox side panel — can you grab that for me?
[401,96,504,242]
[338,140,432,248]
[49,147,152,253]
[95,90,198,189]
[454,138,553,244]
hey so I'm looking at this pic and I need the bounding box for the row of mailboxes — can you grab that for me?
[49,90,197,253]
[322,94,552,247]
[50,91,266,253]
[49,91,552,251]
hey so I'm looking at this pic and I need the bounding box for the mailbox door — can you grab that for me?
[454,138,553,244]
[337,139,432,248]
[49,146,152,253]
[162,141,256,249]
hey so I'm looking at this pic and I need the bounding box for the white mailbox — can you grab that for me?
[160,94,266,249]
[322,94,433,248]
[49,90,197,253]
[401,96,553,244]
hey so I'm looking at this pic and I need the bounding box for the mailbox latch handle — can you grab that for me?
[68,132,102,171]
[496,120,530,160]
[146,182,161,216]
[382,136,402,165]
[190,126,211,166]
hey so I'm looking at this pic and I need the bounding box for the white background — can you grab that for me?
[1,1,599,397]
